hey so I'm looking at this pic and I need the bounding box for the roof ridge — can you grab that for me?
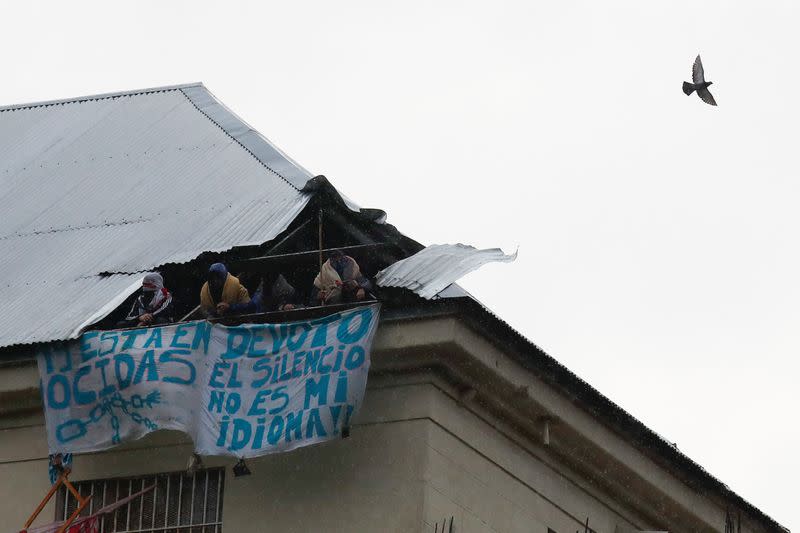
[178,87,301,192]
[0,82,204,113]
[179,85,314,191]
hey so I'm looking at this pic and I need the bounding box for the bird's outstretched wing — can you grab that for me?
[692,55,705,84]
[696,86,717,106]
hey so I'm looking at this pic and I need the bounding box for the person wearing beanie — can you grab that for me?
[199,263,250,317]
[119,272,174,327]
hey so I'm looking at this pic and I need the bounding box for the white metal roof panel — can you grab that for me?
[376,243,517,299]
[0,84,312,347]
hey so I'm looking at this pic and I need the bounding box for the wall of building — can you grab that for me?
[0,316,776,532]
[1,376,652,532]
[418,382,636,533]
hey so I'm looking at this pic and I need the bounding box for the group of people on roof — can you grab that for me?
[118,250,372,328]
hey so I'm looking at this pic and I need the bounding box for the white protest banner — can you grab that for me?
[37,304,380,457]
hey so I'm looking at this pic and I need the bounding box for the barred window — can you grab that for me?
[55,468,225,533]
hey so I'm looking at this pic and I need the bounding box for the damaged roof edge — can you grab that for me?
[69,276,146,339]
[376,244,518,299]
[2,173,376,350]
[61,182,359,343]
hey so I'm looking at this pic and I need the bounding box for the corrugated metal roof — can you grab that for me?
[0,84,313,348]
[375,243,517,299]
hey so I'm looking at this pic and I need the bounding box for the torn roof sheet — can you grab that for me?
[0,83,313,348]
[376,243,517,299]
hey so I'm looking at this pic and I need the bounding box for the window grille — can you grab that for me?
[55,468,225,533]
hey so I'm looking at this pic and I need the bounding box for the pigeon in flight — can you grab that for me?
[682,55,717,106]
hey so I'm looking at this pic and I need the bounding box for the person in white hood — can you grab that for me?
[119,272,174,327]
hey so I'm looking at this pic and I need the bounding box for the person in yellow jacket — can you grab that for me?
[200,263,250,317]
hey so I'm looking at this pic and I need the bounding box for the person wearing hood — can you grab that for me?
[200,263,250,317]
[119,273,174,327]
[312,250,372,305]
[254,272,303,313]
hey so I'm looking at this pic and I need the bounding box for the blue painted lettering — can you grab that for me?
[72,365,96,405]
[317,346,335,374]
[247,326,267,357]
[304,350,320,374]
[305,408,327,438]
[120,329,146,350]
[99,331,119,357]
[159,349,195,385]
[266,324,290,354]
[133,349,159,384]
[229,418,251,451]
[336,307,373,344]
[285,411,303,442]
[114,353,135,390]
[46,375,70,409]
[223,327,250,359]
[287,323,311,350]
[269,386,289,415]
[247,389,271,416]
[226,362,242,388]
[334,371,348,403]
[216,415,230,446]
[225,392,241,414]
[345,346,366,370]
[142,328,163,349]
[209,362,229,388]
[250,358,272,388]
[94,358,115,397]
[304,374,330,409]
[267,415,284,445]
[208,390,225,413]
[170,324,192,349]
[191,321,212,353]
[309,313,340,347]
[80,331,99,363]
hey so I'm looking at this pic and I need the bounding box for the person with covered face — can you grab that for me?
[260,272,303,312]
[229,272,303,315]
[200,263,250,317]
[312,250,372,305]
[119,273,174,327]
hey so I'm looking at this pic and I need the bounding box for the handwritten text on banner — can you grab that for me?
[37,304,380,457]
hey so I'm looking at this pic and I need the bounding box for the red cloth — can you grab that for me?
[22,485,152,533]
[66,516,99,533]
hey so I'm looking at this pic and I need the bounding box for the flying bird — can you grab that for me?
[682,55,717,106]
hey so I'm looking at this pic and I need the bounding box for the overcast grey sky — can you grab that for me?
[2,0,797,528]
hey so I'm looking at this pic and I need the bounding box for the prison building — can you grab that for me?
[0,84,787,533]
